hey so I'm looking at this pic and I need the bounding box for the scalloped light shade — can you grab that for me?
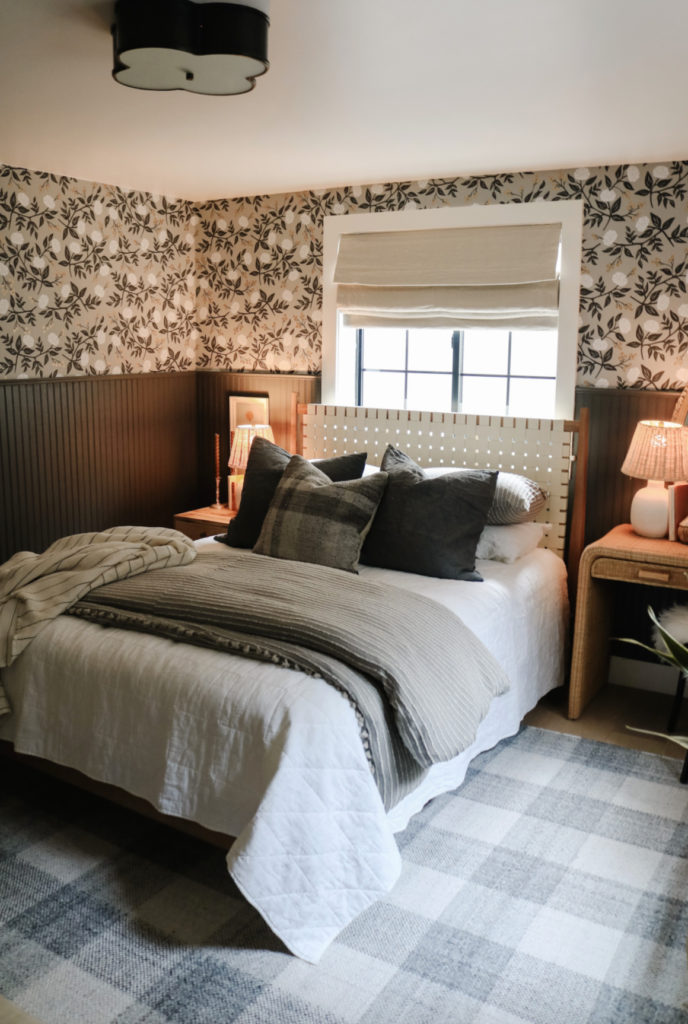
[112,0,270,96]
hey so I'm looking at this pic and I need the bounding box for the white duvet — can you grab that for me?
[0,542,568,962]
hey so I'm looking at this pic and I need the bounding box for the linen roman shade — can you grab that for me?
[334,223,561,329]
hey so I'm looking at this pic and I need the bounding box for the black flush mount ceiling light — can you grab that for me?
[112,0,270,95]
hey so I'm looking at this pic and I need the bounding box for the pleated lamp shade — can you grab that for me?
[621,420,688,481]
[621,419,688,538]
[229,423,274,472]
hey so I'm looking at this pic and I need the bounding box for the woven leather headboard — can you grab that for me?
[302,404,582,560]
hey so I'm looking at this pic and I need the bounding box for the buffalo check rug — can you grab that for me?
[2,726,688,1024]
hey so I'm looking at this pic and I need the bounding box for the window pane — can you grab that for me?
[462,330,509,374]
[510,330,558,376]
[406,373,453,413]
[361,370,406,409]
[407,329,454,372]
[460,377,507,415]
[361,328,406,370]
[508,378,556,417]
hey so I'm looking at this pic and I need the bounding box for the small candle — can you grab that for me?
[214,432,220,479]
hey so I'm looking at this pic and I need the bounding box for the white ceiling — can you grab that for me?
[2,0,688,202]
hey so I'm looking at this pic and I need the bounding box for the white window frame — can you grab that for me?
[322,199,583,420]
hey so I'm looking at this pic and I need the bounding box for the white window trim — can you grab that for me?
[322,199,583,420]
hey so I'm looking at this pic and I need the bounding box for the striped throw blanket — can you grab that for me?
[0,527,196,687]
[69,548,509,790]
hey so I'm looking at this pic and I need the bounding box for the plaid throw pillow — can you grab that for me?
[221,438,368,549]
[253,456,388,572]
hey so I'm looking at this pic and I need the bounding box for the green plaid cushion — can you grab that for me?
[253,456,388,572]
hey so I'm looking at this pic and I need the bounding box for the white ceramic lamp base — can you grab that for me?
[630,480,669,538]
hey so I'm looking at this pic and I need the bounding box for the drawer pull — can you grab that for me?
[637,569,670,582]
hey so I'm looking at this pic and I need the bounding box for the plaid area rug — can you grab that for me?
[2,726,688,1024]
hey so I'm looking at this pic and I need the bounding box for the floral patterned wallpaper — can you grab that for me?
[0,165,197,377]
[2,159,688,388]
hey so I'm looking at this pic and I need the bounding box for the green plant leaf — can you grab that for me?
[626,725,688,750]
[615,635,684,670]
[647,606,688,672]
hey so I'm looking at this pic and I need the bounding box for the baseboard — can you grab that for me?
[609,655,683,697]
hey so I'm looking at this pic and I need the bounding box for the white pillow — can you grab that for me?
[475,522,545,562]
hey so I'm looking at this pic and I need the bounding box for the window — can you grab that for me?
[355,326,557,417]
[322,200,583,420]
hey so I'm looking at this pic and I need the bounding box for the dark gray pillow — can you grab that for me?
[254,456,388,573]
[219,438,368,548]
[361,457,498,580]
[381,444,547,525]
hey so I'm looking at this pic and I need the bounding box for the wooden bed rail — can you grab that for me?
[565,405,589,604]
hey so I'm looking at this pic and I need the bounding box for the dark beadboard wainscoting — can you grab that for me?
[195,371,320,508]
[0,377,680,569]
[574,386,683,665]
[0,371,321,563]
[574,387,679,547]
[0,373,198,562]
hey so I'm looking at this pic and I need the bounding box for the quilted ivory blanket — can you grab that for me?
[1,537,510,961]
[70,548,510,778]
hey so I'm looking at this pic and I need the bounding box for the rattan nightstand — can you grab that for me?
[173,505,236,541]
[569,523,688,719]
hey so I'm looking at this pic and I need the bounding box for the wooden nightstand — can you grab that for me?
[173,505,236,541]
[569,523,688,719]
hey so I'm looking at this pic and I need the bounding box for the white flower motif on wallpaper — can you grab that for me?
[0,165,196,377]
[2,159,688,387]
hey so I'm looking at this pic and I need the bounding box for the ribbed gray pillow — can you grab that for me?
[381,445,547,525]
[254,456,388,573]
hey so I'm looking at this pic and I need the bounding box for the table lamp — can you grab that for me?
[620,419,688,537]
[228,423,274,509]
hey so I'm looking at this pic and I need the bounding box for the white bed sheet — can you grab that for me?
[0,542,568,961]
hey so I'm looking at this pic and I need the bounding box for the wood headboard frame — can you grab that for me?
[292,398,589,599]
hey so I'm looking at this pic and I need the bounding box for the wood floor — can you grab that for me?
[0,998,42,1024]
[2,683,685,1024]
[525,682,686,763]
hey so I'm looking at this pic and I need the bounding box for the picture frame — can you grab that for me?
[669,482,688,542]
[228,393,270,435]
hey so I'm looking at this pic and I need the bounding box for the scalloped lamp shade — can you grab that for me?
[621,419,688,538]
[112,0,270,96]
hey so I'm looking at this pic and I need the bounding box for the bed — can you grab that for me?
[0,403,588,963]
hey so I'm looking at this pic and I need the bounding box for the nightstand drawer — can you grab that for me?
[173,506,235,542]
[591,556,688,589]
[173,518,221,541]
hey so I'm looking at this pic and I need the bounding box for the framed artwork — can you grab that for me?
[228,393,270,434]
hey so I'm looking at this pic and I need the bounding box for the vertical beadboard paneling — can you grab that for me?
[1,377,679,570]
[195,372,321,505]
[574,387,679,546]
[0,371,321,561]
[574,386,684,658]
[0,374,198,562]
